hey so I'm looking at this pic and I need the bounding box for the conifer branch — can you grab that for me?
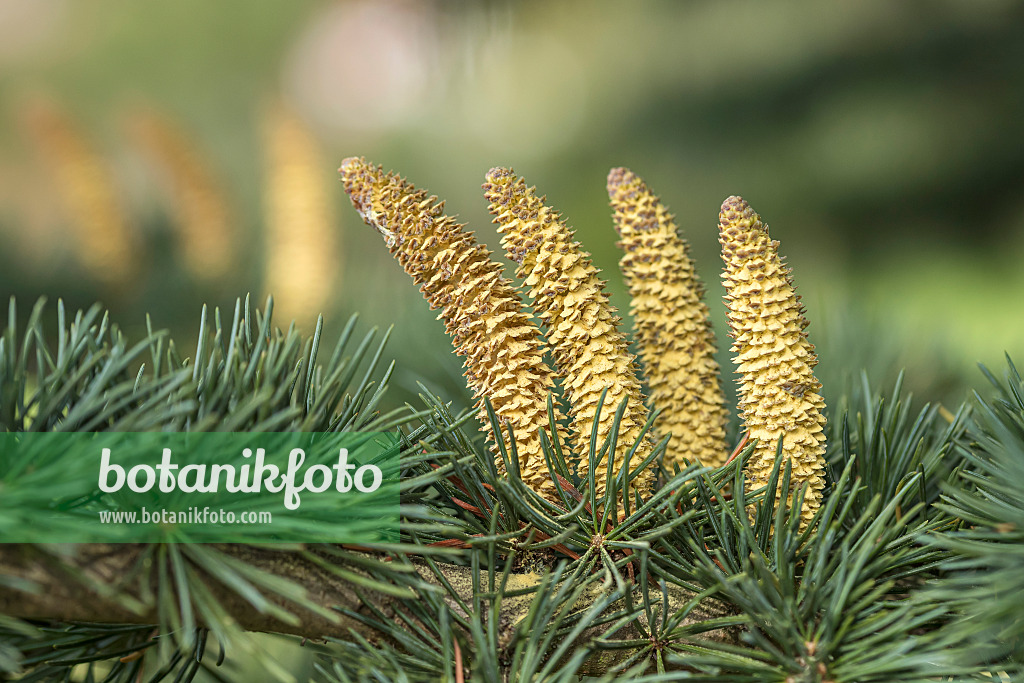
[5,150,1016,680]
[0,544,735,674]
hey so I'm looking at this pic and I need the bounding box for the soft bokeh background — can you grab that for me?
[2,2,1023,679]
[2,0,1024,414]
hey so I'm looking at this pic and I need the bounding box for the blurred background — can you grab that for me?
[2,2,1023,679]
[2,0,1023,414]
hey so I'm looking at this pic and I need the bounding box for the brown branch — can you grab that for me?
[0,544,737,674]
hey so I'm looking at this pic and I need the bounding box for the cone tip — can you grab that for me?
[484,166,513,183]
[606,167,639,195]
[720,195,751,214]
[338,156,365,176]
[719,195,759,230]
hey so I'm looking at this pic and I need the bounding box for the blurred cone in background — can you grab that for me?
[128,107,235,282]
[20,97,139,292]
[262,103,339,328]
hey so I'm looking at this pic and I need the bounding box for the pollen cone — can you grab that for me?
[263,107,338,328]
[339,157,566,500]
[718,196,826,524]
[484,168,655,510]
[22,99,137,291]
[607,168,729,469]
[130,107,234,281]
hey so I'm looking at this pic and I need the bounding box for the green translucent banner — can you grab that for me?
[0,432,400,543]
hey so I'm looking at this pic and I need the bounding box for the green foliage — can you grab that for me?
[925,357,1024,669]
[652,461,977,682]
[828,370,969,520]
[0,295,396,433]
[1,299,1023,681]
[0,296,419,681]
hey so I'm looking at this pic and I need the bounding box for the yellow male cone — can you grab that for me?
[719,196,827,524]
[485,168,655,511]
[340,158,567,500]
[607,168,729,469]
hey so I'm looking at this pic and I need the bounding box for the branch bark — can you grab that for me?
[0,544,737,674]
